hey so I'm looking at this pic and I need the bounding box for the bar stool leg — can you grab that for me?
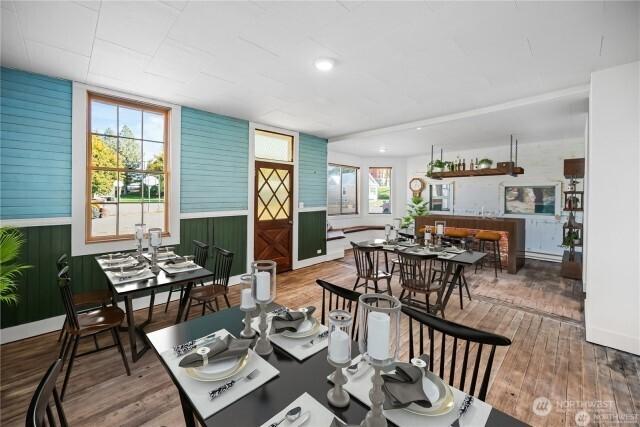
[497,240,503,273]
[492,242,498,278]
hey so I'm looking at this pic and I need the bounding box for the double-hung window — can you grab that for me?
[87,93,169,242]
[328,164,359,216]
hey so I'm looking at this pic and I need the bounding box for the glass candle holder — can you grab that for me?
[239,274,256,339]
[251,260,276,304]
[328,310,352,364]
[358,293,401,366]
[358,293,401,427]
[134,223,146,258]
[384,224,391,242]
[148,228,162,273]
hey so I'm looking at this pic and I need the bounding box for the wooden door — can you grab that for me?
[254,161,293,272]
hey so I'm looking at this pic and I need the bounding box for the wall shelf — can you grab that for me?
[429,165,524,179]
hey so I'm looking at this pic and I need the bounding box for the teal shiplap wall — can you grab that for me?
[181,107,249,213]
[299,133,327,208]
[0,67,72,219]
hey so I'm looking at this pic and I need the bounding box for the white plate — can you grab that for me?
[281,317,320,339]
[101,256,134,266]
[403,370,455,416]
[113,268,147,279]
[167,260,195,269]
[185,353,249,382]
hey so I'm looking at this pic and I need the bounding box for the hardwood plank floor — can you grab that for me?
[1,254,638,426]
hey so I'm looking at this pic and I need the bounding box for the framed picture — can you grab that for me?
[503,185,558,215]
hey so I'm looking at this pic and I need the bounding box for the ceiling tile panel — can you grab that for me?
[25,40,89,82]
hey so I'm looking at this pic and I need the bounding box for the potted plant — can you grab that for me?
[401,195,429,228]
[428,159,446,173]
[0,227,32,305]
[477,158,493,169]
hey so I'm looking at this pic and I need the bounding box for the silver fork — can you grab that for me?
[450,395,474,427]
[209,369,260,400]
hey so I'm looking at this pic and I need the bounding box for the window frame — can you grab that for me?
[254,128,295,164]
[368,166,393,215]
[327,163,360,216]
[85,92,171,243]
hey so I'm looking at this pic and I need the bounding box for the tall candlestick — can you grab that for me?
[367,312,390,361]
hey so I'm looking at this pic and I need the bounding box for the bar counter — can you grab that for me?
[415,215,525,274]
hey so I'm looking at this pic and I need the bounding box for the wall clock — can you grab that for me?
[409,177,425,197]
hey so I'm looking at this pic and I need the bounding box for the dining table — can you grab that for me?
[96,250,215,362]
[146,306,528,427]
[357,239,487,310]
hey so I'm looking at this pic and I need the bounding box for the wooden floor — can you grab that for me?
[2,254,638,426]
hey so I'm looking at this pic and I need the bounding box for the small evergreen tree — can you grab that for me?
[401,195,429,228]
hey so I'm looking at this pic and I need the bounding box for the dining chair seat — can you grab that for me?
[402,278,444,293]
[72,289,113,307]
[189,284,227,301]
[72,306,126,337]
[184,247,234,319]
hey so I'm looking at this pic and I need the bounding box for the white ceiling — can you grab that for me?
[329,88,590,156]
[1,1,638,140]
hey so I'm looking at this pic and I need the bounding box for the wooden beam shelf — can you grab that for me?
[430,166,525,179]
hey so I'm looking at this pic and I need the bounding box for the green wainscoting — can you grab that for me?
[298,210,327,261]
[1,216,248,328]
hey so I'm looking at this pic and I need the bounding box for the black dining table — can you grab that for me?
[358,239,487,310]
[97,253,214,362]
[146,306,528,427]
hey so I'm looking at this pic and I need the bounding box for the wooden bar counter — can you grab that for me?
[415,215,526,274]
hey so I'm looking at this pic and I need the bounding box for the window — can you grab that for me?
[87,93,169,242]
[429,183,452,211]
[368,167,392,214]
[255,129,293,162]
[328,164,359,215]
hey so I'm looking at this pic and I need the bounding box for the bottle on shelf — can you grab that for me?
[469,159,474,170]
[462,158,466,171]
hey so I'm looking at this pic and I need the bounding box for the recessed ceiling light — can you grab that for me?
[416,127,422,130]
[379,147,386,153]
[314,58,335,72]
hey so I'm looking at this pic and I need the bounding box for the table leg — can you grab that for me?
[442,264,465,309]
[179,389,196,427]
[176,282,194,324]
[384,252,390,273]
[124,296,138,362]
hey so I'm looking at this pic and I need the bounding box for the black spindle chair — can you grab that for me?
[351,242,392,296]
[57,267,130,400]
[164,240,210,312]
[402,306,511,401]
[396,251,446,317]
[26,359,68,427]
[316,279,362,340]
[185,247,234,318]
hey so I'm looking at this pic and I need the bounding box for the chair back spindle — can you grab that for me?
[192,240,209,268]
[56,254,69,272]
[316,280,361,340]
[57,267,79,332]
[402,306,511,400]
[26,359,68,427]
[211,247,234,288]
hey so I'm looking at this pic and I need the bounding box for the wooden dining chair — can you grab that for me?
[164,240,210,312]
[184,247,234,318]
[55,253,114,344]
[316,279,362,340]
[57,267,130,400]
[402,306,512,401]
[396,251,446,317]
[351,242,392,296]
[26,359,68,427]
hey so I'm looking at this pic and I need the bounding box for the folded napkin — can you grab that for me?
[178,334,251,368]
[105,263,146,273]
[164,256,187,265]
[98,252,128,260]
[382,363,431,410]
[270,307,316,334]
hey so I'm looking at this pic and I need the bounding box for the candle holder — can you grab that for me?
[357,294,401,427]
[327,310,352,407]
[239,274,256,339]
[148,227,162,274]
[384,224,391,243]
[251,260,276,356]
[134,223,146,261]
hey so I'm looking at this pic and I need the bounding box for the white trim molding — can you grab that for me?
[298,206,327,213]
[71,82,181,256]
[0,217,72,228]
[180,210,249,219]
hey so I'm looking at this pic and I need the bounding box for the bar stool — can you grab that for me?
[475,230,503,277]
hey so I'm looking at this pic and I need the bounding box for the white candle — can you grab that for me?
[255,271,271,302]
[436,224,444,235]
[425,232,431,242]
[328,329,350,363]
[240,288,255,309]
[367,312,390,361]
[135,225,145,240]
